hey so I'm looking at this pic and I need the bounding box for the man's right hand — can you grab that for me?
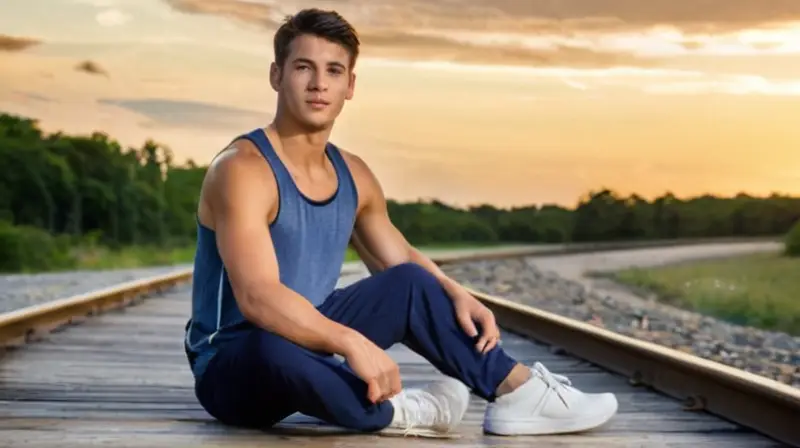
[341,332,402,404]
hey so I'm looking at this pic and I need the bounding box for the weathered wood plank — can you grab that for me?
[0,277,784,447]
[0,419,782,448]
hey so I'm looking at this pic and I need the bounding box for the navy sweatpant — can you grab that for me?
[194,262,519,431]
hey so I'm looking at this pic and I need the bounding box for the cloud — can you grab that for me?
[409,0,800,33]
[69,1,132,27]
[98,98,268,129]
[76,60,109,76]
[0,35,42,52]
[12,91,54,102]
[164,0,281,28]
[161,0,800,68]
[162,0,653,68]
[562,79,589,90]
[359,31,654,68]
[361,58,702,78]
[643,75,800,96]
[71,0,118,6]
[95,8,132,27]
[164,0,800,33]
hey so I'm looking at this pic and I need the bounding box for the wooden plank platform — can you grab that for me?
[0,271,785,447]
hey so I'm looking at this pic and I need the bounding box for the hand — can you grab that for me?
[448,283,501,354]
[341,332,402,404]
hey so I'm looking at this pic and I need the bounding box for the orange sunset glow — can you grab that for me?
[1,0,799,208]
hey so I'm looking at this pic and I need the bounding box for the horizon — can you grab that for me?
[2,0,800,209]
[6,104,797,211]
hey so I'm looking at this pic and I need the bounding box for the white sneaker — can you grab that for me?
[483,362,618,436]
[380,377,471,437]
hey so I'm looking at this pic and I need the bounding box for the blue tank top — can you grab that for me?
[184,128,359,380]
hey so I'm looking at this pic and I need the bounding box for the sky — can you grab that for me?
[1,0,800,208]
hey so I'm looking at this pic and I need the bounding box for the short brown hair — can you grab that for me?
[273,8,360,69]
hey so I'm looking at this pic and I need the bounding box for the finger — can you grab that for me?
[475,314,496,351]
[378,373,392,402]
[482,335,498,353]
[375,378,389,404]
[383,370,398,402]
[393,364,402,392]
[476,333,491,353]
[390,368,402,398]
[457,310,478,338]
[483,323,501,353]
[383,374,394,400]
[367,379,381,403]
[479,334,494,353]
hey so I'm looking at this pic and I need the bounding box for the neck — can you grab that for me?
[270,107,331,163]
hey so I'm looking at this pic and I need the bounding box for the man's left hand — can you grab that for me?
[446,282,501,354]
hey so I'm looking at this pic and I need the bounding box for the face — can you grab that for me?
[270,34,356,132]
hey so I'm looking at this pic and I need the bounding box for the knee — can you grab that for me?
[383,262,440,290]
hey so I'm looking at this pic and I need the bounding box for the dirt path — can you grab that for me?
[528,241,781,281]
[525,241,782,306]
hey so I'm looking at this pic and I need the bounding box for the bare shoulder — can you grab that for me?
[338,148,384,212]
[338,148,372,181]
[206,139,272,186]
[199,138,278,229]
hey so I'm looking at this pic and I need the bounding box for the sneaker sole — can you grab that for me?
[482,402,618,436]
[274,416,461,439]
[378,428,462,439]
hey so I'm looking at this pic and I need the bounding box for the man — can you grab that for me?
[184,8,618,437]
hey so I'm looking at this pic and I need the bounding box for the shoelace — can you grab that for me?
[392,390,442,436]
[532,362,572,409]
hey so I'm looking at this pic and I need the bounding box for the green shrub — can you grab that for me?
[785,220,800,257]
[0,221,75,272]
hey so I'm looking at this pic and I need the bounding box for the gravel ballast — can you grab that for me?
[0,264,191,314]
[441,254,800,388]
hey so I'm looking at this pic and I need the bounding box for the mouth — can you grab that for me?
[306,99,330,108]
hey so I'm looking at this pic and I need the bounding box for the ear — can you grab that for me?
[269,62,281,92]
[346,71,356,100]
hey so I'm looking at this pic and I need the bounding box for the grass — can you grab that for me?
[69,241,513,270]
[72,244,198,270]
[605,252,800,335]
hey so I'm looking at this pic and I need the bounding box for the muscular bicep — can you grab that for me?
[208,155,281,305]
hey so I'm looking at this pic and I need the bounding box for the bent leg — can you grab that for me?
[320,262,518,401]
[323,263,618,436]
[195,329,393,432]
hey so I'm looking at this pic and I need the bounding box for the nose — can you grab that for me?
[308,69,328,91]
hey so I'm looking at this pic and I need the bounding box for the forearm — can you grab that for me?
[407,246,461,291]
[351,228,462,293]
[238,283,361,355]
[362,241,461,291]
[354,240,385,275]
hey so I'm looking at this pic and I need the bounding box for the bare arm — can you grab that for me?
[207,149,360,355]
[345,151,502,353]
[347,154,459,289]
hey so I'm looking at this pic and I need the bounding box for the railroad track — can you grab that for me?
[1,244,798,447]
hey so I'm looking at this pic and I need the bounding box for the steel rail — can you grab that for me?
[466,288,800,447]
[0,268,193,348]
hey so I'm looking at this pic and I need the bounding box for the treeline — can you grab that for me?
[1,112,799,271]
[0,113,205,271]
[401,191,800,246]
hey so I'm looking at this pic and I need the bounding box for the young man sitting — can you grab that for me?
[184,8,618,437]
